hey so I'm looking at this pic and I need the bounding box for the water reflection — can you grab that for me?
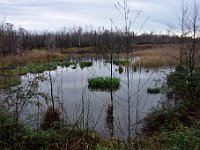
[20,59,172,138]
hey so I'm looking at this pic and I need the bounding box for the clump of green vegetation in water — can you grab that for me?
[0,78,21,89]
[79,61,93,69]
[106,60,130,66]
[88,77,120,91]
[4,60,75,75]
[147,87,160,94]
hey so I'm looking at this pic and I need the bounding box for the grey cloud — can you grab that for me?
[0,0,190,32]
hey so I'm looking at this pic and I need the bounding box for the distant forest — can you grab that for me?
[0,23,192,55]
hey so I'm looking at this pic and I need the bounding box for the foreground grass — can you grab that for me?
[137,127,200,150]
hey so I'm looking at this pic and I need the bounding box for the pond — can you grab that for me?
[20,58,172,138]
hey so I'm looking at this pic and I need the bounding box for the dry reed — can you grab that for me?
[0,49,65,68]
[133,46,179,68]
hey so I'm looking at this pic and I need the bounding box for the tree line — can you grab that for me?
[0,23,187,55]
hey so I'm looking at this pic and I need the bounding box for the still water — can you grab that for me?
[21,59,172,138]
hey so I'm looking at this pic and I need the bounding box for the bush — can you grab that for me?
[0,108,24,149]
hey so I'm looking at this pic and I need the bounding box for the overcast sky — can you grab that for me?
[0,0,189,32]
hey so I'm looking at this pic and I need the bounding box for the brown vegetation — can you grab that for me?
[0,49,65,68]
[0,45,181,69]
[60,47,94,54]
[42,106,60,130]
[133,45,179,68]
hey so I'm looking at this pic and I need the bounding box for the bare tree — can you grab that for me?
[115,0,142,149]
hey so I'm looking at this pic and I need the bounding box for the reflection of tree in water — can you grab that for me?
[118,66,123,74]
[106,104,114,130]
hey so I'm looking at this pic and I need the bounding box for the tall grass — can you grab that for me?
[0,50,65,68]
[133,46,179,68]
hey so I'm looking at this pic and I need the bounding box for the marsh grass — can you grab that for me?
[0,60,75,76]
[106,60,130,66]
[79,61,93,69]
[88,77,120,91]
[133,46,179,68]
[16,61,75,75]
[61,47,93,54]
[0,50,65,68]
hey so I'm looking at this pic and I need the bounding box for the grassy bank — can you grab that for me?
[0,60,75,76]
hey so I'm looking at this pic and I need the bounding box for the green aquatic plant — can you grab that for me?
[147,87,160,94]
[88,77,120,91]
[79,61,93,69]
[106,60,130,66]
[7,60,75,75]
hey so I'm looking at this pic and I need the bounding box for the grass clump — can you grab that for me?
[147,87,160,94]
[113,60,130,66]
[106,60,130,66]
[88,77,120,91]
[5,60,75,75]
[79,61,93,69]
